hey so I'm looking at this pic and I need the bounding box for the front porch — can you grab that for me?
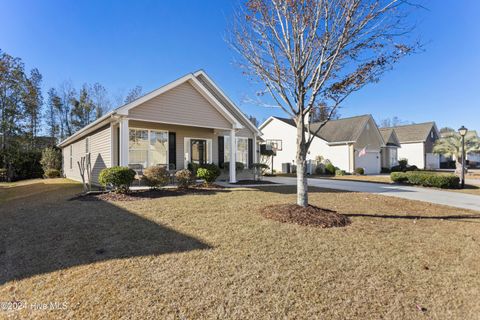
[112,119,257,183]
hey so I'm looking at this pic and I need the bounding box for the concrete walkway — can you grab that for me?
[263,176,480,211]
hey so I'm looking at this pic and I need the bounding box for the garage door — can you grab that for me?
[355,151,381,174]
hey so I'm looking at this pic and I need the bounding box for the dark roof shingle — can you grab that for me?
[274,115,371,143]
[383,122,436,143]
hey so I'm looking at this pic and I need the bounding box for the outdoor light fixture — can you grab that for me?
[458,125,468,188]
[458,125,468,137]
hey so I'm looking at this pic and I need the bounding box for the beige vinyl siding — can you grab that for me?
[62,125,111,184]
[196,74,256,138]
[128,120,217,169]
[128,81,231,130]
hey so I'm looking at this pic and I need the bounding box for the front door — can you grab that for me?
[191,139,207,165]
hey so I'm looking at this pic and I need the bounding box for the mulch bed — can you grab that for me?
[70,184,226,202]
[260,204,351,228]
[231,180,278,185]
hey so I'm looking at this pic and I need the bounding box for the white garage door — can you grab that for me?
[355,152,381,174]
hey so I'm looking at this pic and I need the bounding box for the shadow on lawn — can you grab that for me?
[0,182,211,285]
[345,213,480,221]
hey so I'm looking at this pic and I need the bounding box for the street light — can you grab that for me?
[458,125,468,188]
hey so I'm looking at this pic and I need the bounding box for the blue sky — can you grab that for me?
[1,0,479,132]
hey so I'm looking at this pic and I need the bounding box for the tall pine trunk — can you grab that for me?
[296,117,308,207]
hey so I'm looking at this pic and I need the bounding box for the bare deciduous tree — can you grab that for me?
[230,0,419,206]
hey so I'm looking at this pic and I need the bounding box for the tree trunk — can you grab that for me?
[296,119,308,207]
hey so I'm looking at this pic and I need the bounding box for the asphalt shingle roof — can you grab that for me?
[379,128,400,147]
[274,115,371,143]
[383,122,435,143]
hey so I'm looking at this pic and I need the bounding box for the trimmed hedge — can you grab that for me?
[98,166,136,193]
[324,163,336,175]
[391,172,460,189]
[354,167,365,175]
[175,169,195,189]
[44,169,61,178]
[144,166,170,189]
[335,169,346,176]
[196,164,221,184]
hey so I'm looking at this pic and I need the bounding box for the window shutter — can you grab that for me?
[169,132,176,169]
[218,136,224,168]
[248,138,253,168]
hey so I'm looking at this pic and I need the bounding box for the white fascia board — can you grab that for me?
[188,77,242,129]
[57,112,114,147]
[193,70,263,136]
[258,116,276,131]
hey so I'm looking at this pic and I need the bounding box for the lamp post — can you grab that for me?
[458,125,468,188]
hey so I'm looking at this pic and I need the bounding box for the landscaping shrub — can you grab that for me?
[335,169,346,176]
[40,147,62,172]
[222,162,245,171]
[381,167,391,174]
[98,166,136,193]
[354,167,365,175]
[44,169,61,179]
[196,164,221,184]
[187,163,200,175]
[324,163,336,175]
[314,165,324,175]
[390,171,459,189]
[405,165,418,172]
[0,168,7,182]
[390,172,409,183]
[398,159,408,167]
[175,169,195,189]
[144,166,170,189]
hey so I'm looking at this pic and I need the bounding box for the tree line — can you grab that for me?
[0,49,143,180]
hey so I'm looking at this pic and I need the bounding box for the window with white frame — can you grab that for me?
[128,129,168,168]
[224,136,249,167]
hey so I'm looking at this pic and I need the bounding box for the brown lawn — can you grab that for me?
[1,179,480,319]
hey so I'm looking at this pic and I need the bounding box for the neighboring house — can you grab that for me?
[384,122,440,169]
[466,131,480,167]
[58,70,262,184]
[259,114,385,174]
[379,128,401,169]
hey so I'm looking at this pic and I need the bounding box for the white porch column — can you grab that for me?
[119,118,129,166]
[229,128,237,183]
[253,134,258,164]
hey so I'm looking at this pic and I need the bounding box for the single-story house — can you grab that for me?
[378,128,401,169]
[58,70,262,184]
[259,114,385,174]
[383,122,440,169]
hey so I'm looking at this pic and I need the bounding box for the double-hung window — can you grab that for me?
[128,129,168,168]
[224,136,248,167]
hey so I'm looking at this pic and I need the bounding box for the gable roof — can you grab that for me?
[59,71,258,147]
[379,128,401,147]
[383,122,437,143]
[264,114,376,144]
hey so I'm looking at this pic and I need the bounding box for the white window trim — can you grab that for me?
[128,127,169,168]
[224,136,249,166]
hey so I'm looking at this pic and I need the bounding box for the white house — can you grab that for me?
[379,128,401,169]
[384,122,440,169]
[259,114,385,174]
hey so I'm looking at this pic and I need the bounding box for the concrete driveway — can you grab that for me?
[264,176,480,211]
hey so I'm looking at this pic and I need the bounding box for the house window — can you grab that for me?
[128,129,168,168]
[69,145,73,169]
[224,136,248,167]
[85,137,89,154]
